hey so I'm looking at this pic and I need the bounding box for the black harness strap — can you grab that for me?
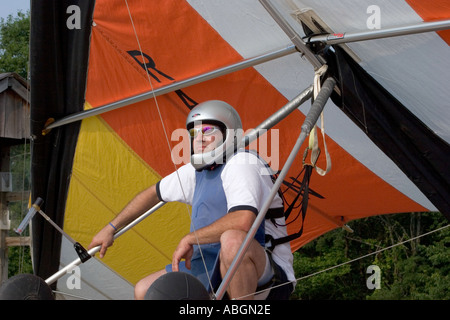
[236,149,323,250]
[266,164,324,250]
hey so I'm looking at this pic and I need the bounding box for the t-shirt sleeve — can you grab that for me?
[157,163,196,204]
[222,152,267,214]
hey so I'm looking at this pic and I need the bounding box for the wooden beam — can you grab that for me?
[5,236,30,247]
[5,191,30,202]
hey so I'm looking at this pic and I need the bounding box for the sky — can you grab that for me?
[0,0,30,21]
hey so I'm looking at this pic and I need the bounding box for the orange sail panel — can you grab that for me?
[406,0,450,44]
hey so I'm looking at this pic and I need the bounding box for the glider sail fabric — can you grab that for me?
[29,0,95,283]
[29,0,449,299]
[328,46,450,219]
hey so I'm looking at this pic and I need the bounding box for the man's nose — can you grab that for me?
[194,132,204,141]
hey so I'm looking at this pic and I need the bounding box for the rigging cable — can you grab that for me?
[235,223,450,300]
[17,36,32,274]
[123,0,216,294]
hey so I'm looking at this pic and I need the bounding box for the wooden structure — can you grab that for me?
[0,72,30,283]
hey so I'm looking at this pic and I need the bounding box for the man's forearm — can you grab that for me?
[110,184,160,229]
[187,209,255,245]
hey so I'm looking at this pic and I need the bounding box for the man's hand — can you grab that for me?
[172,234,195,271]
[88,224,115,258]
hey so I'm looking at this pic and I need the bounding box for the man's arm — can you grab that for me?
[172,209,255,271]
[88,184,160,258]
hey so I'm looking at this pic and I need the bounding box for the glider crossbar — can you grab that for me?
[244,84,313,147]
[45,201,166,285]
[259,0,324,70]
[45,45,297,131]
[306,19,450,45]
[215,77,337,300]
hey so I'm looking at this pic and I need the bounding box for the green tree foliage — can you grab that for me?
[0,11,30,78]
[8,247,33,278]
[292,212,450,300]
[1,11,32,277]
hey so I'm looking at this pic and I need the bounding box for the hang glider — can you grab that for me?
[24,0,450,299]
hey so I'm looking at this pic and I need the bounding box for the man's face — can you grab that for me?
[190,123,224,154]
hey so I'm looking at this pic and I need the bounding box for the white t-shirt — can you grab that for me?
[157,151,295,286]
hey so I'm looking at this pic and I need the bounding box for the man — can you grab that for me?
[88,100,295,300]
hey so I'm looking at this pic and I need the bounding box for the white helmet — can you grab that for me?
[186,100,243,170]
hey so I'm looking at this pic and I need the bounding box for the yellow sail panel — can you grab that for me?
[64,109,190,284]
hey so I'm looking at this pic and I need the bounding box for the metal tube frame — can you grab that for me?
[258,0,324,70]
[214,77,336,300]
[45,45,297,131]
[306,19,450,45]
[45,201,165,285]
[244,84,313,146]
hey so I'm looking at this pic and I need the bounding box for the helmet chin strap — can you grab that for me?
[191,144,226,171]
[191,129,243,171]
